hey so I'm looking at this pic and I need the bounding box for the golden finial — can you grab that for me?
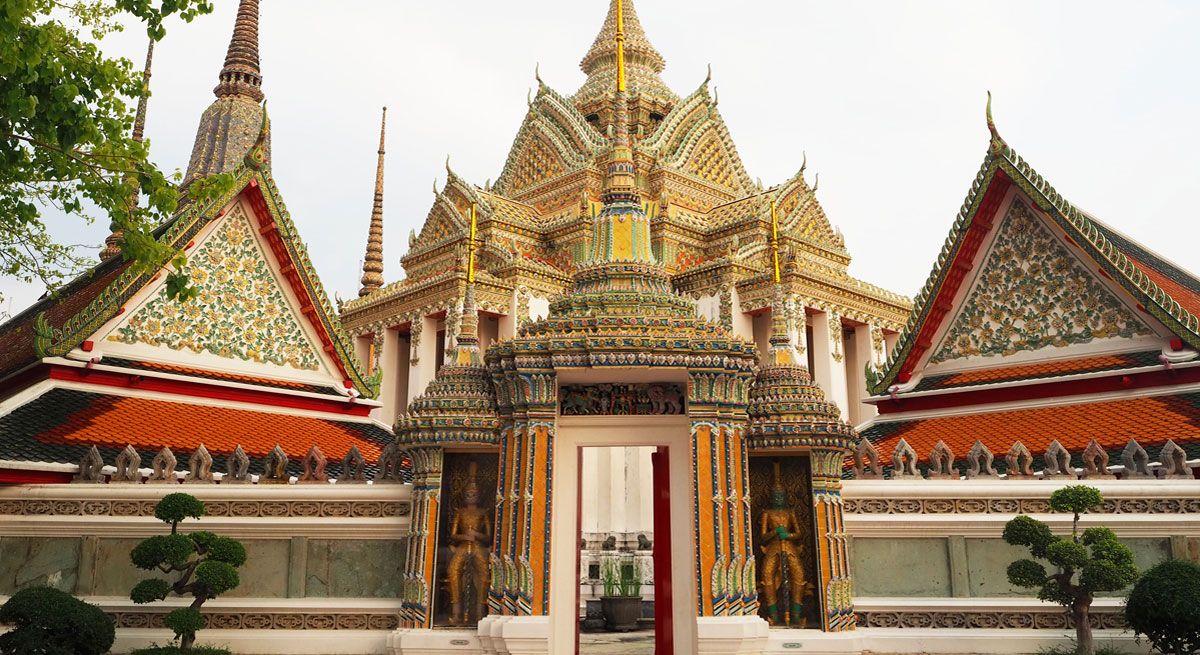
[986,90,1008,155]
[770,199,781,284]
[433,178,439,195]
[467,202,478,283]
[615,0,626,93]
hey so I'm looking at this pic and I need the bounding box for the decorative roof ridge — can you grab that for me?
[639,80,712,151]
[492,86,602,196]
[651,97,754,194]
[868,95,1200,396]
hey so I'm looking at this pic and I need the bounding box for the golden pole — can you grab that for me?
[771,199,781,283]
[616,0,626,93]
[468,202,477,283]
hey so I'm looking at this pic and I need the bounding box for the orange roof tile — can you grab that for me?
[6,389,389,463]
[863,393,1200,465]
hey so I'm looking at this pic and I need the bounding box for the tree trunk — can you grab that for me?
[1073,601,1092,655]
[181,632,195,649]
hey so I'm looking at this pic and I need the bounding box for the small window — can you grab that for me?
[649,112,664,122]
[586,113,599,123]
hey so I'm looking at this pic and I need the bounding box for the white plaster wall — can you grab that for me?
[810,311,850,420]
[695,293,721,322]
[527,295,550,323]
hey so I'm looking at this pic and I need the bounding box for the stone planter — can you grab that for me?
[600,595,642,632]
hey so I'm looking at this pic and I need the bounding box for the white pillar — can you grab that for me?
[377,328,402,426]
[729,285,753,342]
[884,330,901,359]
[407,314,437,404]
[810,310,850,421]
[850,323,877,426]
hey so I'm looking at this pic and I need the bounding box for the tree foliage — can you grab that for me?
[0,585,115,655]
[1003,485,1138,655]
[130,493,244,650]
[1125,559,1200,655]
[0,0,217,305]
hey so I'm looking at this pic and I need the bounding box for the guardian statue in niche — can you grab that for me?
[758,461,811,627]
[446,461,491,626]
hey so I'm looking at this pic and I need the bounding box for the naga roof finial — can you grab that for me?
[800,150,807,174]
[713,86,719,106]
[811,172,819,193]
[986,90,1007,156]
[706,63,712,84]
[535,62,543,86]
[445,153,452,174]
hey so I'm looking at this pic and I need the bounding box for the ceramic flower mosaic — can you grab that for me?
[931,200,1152,363]
[110,207,322,371]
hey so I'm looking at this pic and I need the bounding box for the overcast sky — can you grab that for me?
[6,0,1198,317]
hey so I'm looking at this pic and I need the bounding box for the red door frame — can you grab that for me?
[652,447,673,655]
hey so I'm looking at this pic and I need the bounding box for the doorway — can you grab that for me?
[576,446,658,655]
[549,414,694,655]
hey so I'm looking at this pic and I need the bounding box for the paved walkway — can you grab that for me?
[580,629,655,654]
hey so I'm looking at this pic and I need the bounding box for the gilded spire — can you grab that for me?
[213,0,263,102]
[770,198,781,284]
[574,0,677,110]
[588,0,655,265]
[101,37,154,261]
[467,202,477,283]
[359,107,387,297]
[182,0,268,191]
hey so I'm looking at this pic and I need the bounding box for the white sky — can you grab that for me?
[6,0,1199,317]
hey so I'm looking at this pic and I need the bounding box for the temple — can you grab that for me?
[0,1,1196,655]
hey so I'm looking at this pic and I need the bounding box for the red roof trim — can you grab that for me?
[48,364,371,417]
[238,186,352,385]
[897,170,1013,381]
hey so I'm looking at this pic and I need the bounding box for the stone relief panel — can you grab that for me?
[109,206,322,371]
[559,383,685,416]
[931,199,1152,363]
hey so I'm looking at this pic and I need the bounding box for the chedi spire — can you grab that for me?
[214,0,263,102]
[359,107,387,297]
[101,37,154,262]
[181,0,269,192]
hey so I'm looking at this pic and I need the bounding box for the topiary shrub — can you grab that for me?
[1003,485,1138,655]
[0,585,115,655]
[1125,559,1200,655]
[130,493,245,650]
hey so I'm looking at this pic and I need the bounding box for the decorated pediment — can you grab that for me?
[493,89,601,197]
[99,201,338,382]
[930,198,1153,365]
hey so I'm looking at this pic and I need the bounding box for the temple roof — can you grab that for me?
[0,388,393,478]
[868,97,1200,396]
[0,118,377,398]
[861,391,1200,469]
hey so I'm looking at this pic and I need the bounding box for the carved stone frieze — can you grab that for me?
[106,611,399,630]
[0,498,411,518]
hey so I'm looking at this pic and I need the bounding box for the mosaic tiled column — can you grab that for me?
[689,369,755,618]
[490,364,556,617]
[399,446,443,628]
[809,447,854,631]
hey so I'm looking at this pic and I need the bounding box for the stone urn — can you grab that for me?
[600,595,642,632]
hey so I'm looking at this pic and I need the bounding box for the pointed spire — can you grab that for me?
[182,0,268,191]
[101,37,154,262]
[359,107,387,297]
[574,0,677,110]
[214,0,263,102]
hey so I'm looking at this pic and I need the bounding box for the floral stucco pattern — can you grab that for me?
[931,199,1152,363]
[110,207,322,371]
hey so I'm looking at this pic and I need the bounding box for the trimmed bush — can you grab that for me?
[0,586,115,655]
[1125,559,1200,655]
[130,493,245,650]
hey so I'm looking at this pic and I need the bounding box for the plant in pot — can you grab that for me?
[600,552,643,632]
